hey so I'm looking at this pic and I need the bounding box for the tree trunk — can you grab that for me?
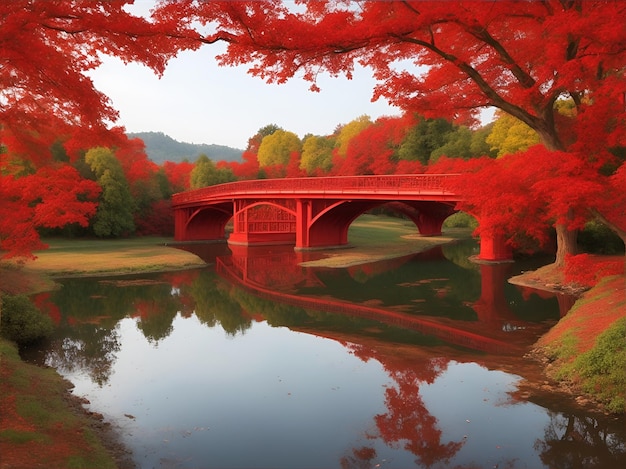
[554,223,578,267]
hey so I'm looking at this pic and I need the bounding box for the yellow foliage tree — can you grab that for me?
[300,135,335,174]
[257,130,302,167]
[334,115,372,159]
[486,112,540,158]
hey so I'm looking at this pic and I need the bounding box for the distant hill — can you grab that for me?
[128,131,243,164]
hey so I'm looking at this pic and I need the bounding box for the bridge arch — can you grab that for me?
[177,203,233,241]
[302,200,380,248]
[300,199,459,250]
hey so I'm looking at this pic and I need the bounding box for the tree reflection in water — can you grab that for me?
[45,325,121,387]
[535,413,626,469]
[27,242,626,468]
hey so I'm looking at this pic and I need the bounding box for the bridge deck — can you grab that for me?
[172,174,461,208]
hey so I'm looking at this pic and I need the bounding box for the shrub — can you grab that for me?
[443,212,478,229]
[578,221,625,255]
[0,294,54,345]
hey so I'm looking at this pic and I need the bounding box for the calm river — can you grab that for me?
[25,240,626,469]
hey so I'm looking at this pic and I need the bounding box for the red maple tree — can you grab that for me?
[0,1,199,257]
[157,0,626,265]
[0,163,101,259]
[332,116,409,176]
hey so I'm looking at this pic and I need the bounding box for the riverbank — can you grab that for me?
[1,237,206,468]
[510,263,626,415]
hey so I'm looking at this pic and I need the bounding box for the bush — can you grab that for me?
[0,294,54,345]
[443,212,478,229]
[578,221,625,255]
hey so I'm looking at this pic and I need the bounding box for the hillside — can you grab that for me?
[128,131,243,164]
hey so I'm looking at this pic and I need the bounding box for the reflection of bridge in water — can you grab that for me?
[215,245,569,356]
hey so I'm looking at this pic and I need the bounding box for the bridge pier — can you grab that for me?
[478,232,513,262]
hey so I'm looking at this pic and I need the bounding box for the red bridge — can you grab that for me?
[172,174,512,261]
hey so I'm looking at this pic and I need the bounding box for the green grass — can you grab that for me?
[537,276,626,414]
[18,235,206,276]
[0,429,50,444]
[0,338,119,468]
[572,318,626,413]
[35,236,173,252]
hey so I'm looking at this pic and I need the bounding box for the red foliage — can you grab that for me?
[163,161,194,193]
[0,1,201,257]
[432,146,624,253]
[0,165,101,259]
[134,200,174,236]
[226,150,261,180]
[285,151,306,178]
[116,137,159,192]
[564,254,624,288]
[166,1,626,148]
[0,1,197,161]
[332,116,408,175]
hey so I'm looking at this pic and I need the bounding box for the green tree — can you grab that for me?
[190,154,236,188]
[256,130,302,168]
[430,126,473,162]
[300,135,335,175]
[85,147,135,237]
[397,117,456,165]
[470,123,498,158]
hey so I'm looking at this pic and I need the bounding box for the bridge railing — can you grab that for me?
[172,174,459,206]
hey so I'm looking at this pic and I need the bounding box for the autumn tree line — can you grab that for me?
[1,0,625,279]
[0,109,508,253]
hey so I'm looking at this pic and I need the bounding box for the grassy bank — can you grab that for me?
[0,338,125,468]
[22,236,206,277]
[531,275,626,414]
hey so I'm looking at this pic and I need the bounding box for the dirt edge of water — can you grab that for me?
[509,265,625,416]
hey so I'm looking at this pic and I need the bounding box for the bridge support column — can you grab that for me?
[416,212,445,236]
[173,208,188,241]
[478,233,513,262]
[295,199,311,248]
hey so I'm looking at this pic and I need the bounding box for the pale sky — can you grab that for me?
[90,42,400,150]
[88,1,497,151]
[88,0,401,150]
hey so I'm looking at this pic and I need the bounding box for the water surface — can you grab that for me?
[27,241,626,468]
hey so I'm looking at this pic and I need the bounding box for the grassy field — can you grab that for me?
[20,236,206,277]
